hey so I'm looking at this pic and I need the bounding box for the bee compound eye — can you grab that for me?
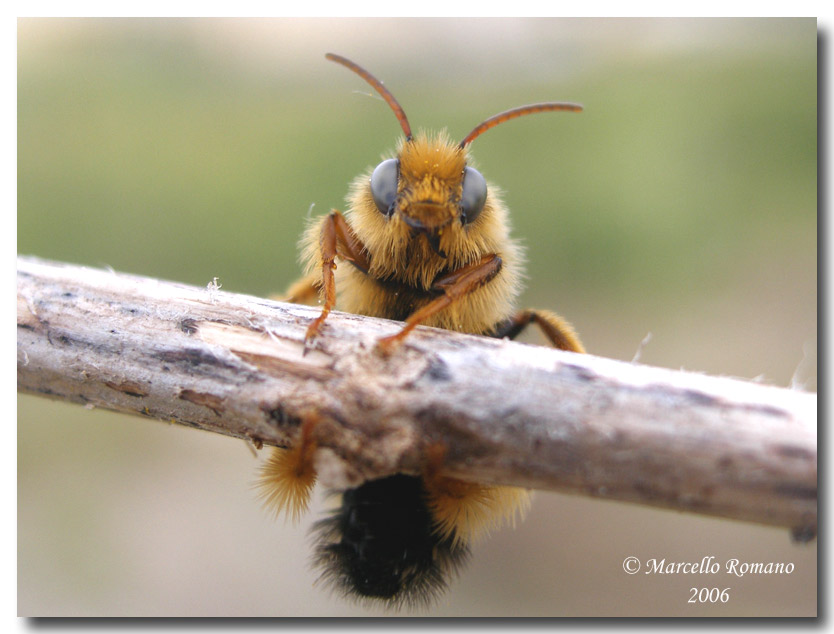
[460,166,487,225]
[370,158,399,216]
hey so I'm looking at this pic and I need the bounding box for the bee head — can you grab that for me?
[367,134,488,257]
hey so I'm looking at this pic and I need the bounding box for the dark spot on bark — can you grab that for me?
[734,402,790,419]
[680,389,720,407]
[180,318,199,335]
[424,357,451,382]
[563,363,597,383]
[772,483,817,500]
[415,408,489,462]
[262,403,302,429]
[105,380,149,398]
[772,444,815,461]
[157,347,234,370]
[179,389,224,415]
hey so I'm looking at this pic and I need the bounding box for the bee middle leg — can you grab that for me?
[274,274,322,305]
[490,309,585,353]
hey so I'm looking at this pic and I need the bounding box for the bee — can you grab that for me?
[257,53,585,609]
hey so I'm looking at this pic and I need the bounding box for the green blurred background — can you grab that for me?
[18,18,816,616]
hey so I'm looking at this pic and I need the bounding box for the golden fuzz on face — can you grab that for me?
[398,132,467,183]
[394,133,467,232]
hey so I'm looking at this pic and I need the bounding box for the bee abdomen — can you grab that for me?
[311,474,470,608]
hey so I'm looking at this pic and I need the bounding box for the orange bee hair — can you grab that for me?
[259,52,585,608]
[255,417,318,523]
[421,444,532,547]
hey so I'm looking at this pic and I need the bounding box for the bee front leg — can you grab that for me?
[304,210,370,349]
[377,254,503,353]
[491,309,585,353]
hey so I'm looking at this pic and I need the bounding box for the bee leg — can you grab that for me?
[490,309,585,353]
[422,443,530,545]
[256,414,320,523]
[272,274,322,305]
[303,210,371,350]
[421,443,482,544]
[377,254,503,353]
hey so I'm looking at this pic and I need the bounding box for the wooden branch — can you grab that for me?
[17,255,817,540]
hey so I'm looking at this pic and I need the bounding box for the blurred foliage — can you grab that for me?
[18,20,815,297]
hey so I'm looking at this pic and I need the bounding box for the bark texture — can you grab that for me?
[17,256,817,540]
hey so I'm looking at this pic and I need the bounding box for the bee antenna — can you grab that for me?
[326,53,413,141]
[459,102,583,148]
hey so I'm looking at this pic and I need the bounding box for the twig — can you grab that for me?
[16,255,817,540]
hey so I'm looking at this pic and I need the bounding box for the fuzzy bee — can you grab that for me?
[257,53,585,609]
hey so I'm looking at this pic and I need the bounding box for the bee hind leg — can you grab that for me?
[255,415,320,523]
[421,443,531,546]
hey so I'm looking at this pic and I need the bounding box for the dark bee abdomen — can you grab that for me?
[312,474,469,607]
